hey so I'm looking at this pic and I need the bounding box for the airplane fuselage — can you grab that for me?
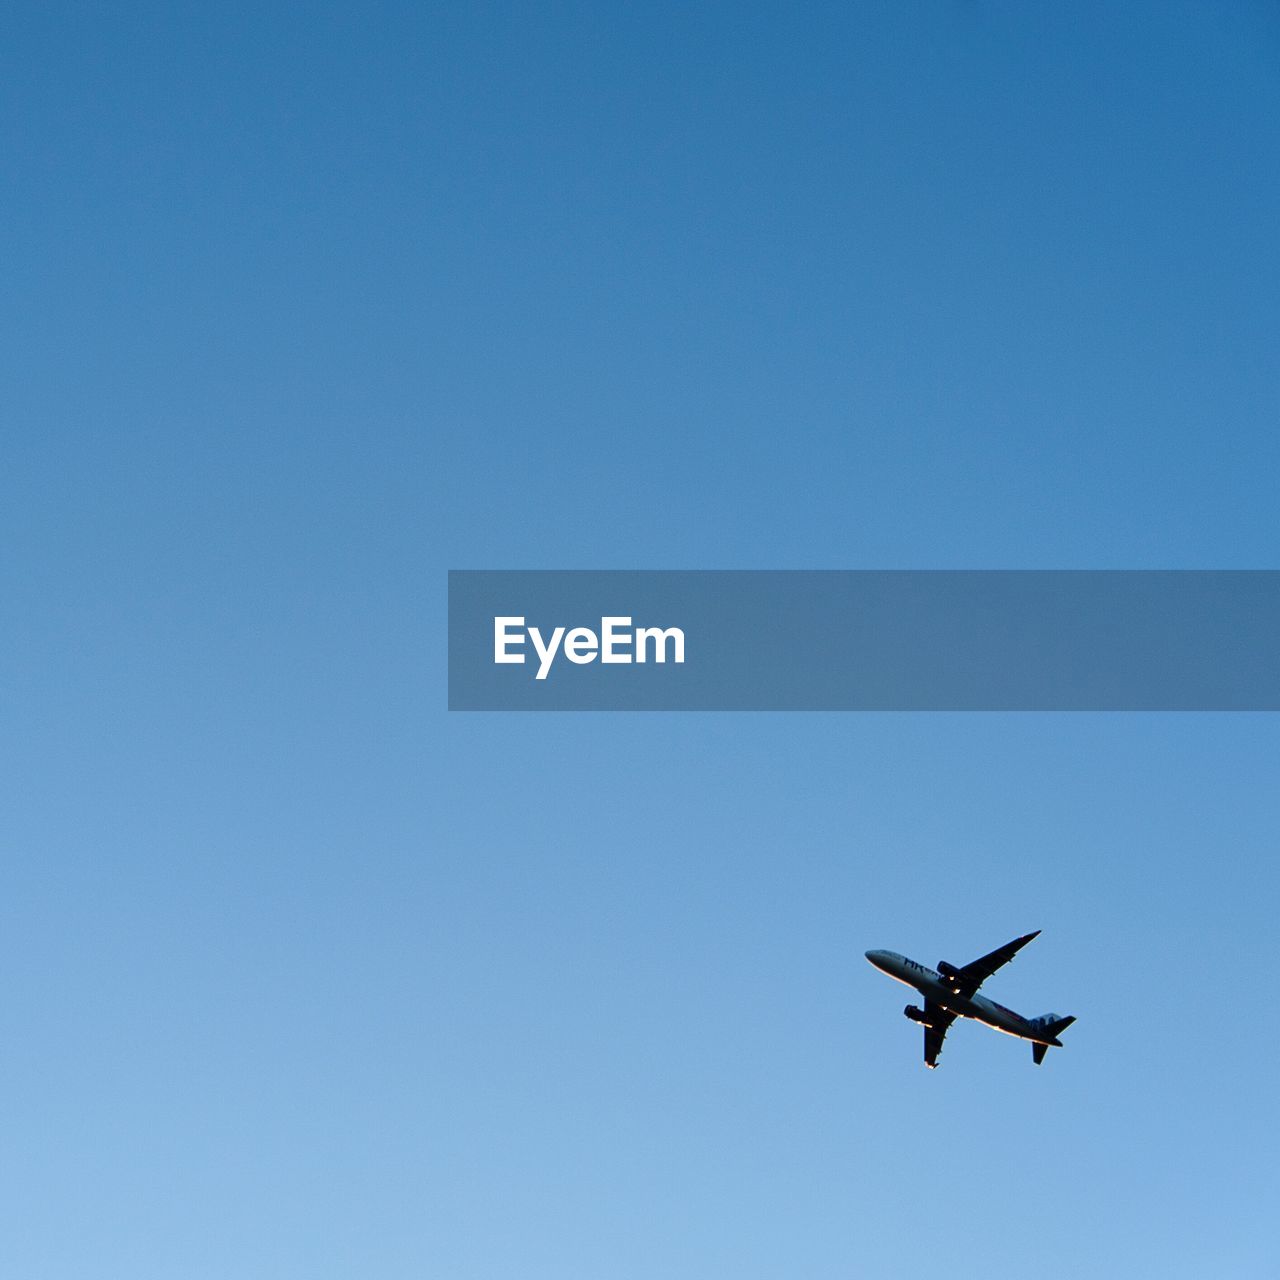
[865,949,1061,1046]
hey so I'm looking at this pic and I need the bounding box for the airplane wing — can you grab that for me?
[947,930,1041,1000]
[923,1000,957,1069]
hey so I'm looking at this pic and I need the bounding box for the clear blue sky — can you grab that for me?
[3,3,1279,1276]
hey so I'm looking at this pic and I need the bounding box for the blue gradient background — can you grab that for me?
[3,3,1278,1276]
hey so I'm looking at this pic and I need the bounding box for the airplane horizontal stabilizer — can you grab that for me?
[1041,1014,1076,1040]
[1030,1014,1076,1064]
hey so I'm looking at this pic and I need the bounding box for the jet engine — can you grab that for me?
[903,1004,930,1025]
[937,960,960,981]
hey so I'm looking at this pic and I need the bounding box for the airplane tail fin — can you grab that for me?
[1030,1014,1076,1065]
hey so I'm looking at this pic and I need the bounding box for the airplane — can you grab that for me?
[865,931,1075,1068]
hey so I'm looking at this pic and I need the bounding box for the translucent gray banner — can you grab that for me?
[448,571,1280,710]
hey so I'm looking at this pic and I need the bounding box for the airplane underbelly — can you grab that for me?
[974,1004,1028,1037]
[925,986,1030,1037]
